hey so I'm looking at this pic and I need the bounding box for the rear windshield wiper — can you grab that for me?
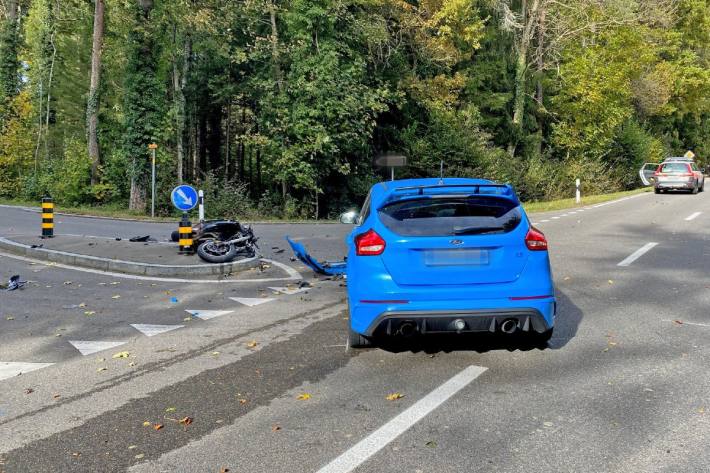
[452,226,504,235]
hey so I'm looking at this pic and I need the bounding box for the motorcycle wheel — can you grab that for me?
[197,240,238,263]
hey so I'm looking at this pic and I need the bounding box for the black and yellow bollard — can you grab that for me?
[41,196,54,238]
[178,213,193,254]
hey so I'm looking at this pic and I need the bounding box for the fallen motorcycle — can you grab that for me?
[171,220,258,263]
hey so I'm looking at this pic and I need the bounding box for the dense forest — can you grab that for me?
[0,0,708,218]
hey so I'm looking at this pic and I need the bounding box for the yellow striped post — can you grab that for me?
[178,213,193,254]
[41,197,54,238]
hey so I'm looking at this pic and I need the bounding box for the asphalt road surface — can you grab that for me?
[2,190,710,473]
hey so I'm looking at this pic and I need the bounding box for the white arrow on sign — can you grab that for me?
[176,188,193,206]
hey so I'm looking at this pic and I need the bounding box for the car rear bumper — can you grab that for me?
[362,307,554,337]
[655,181,694,189]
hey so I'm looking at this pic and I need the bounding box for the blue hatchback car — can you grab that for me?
[339,178,556,348]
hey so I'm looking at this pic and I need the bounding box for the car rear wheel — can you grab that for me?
[654,188,661,194]
[692,183,699,194]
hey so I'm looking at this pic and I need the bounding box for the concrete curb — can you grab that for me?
[0,237,261,277]
[0,204,340,225]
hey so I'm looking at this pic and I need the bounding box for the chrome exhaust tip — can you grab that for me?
[500,319,518,334]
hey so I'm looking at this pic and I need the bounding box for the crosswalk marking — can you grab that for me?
[229,297,275,307]
[130,324,184,337]
[185,309,233,320]
[0,362,54,381]
[68,340,127,356]
[268,286,309,295]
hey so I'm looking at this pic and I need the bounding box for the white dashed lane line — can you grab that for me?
[685,212,702,221]
[618,242,658,267]
[316,365,488,473]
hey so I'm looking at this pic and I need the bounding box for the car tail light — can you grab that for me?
[355,229,386,256]
[525,227,548,251]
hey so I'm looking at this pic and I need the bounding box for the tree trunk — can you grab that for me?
[128,0,155,211]
[535,7,546,157]
[508,0,539,157]
[172,30,190,184]
[88,0,104,186]
[268,2,283,93]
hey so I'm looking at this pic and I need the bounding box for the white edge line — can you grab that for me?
[685,212,702,221]
[316,365,487,473]
[617,242,658,267]
[0,251,301,284]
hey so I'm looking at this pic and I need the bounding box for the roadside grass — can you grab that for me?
[2,187,652,223]
[523,188,651,214]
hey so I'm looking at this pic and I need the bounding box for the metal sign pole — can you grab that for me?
[149,143,158,218]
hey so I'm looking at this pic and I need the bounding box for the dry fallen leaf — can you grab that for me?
[179,416,193,427]
[272,425,281,432]
[6,316,14,320]
[71,452,81,457]
[84,311,96,316]
[165,407,176,413]
[111,295,121,299]
[219,468,230,473]
[211,351,220,356]
[246,341,258,348]
[673,320,683,325]
[297,393,311,401]
[153,423,164,431]
[24,388,34,394]
[238,399,248,405]
[386,393,404,401]
[142,421,151,427]
[97,367,107,372]
[128,445,137,450]
[112,351,130,359]
[134,453,144,459]
[608,280,614,285]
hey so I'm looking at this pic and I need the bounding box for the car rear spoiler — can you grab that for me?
[393,183,514,195]
[286,237,347,276]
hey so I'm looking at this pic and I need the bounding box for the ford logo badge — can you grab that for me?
[450,239,464,245]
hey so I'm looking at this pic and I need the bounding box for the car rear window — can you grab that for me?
[660,163,690,173]
[378,196,522,237]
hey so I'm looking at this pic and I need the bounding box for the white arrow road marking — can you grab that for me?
[316,365,488,473]
[618,242,658,267]
[69,340,127,356]
[229,297,275,307]
[0,362,54,381]
[185,310,233,321]
[685,212,702,221]
[130,324,184,337]
[176,188,193,206]
[268,286,309,295]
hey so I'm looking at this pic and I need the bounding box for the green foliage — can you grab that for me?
[0,0,708,217]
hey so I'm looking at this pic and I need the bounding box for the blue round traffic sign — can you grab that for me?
[171,185,198,211]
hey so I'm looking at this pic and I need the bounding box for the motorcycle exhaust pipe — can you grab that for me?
[500,319,518,334]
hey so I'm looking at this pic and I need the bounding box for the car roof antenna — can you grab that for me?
[438,160,444,184]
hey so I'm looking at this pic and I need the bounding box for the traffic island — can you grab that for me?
[0,234,273,279]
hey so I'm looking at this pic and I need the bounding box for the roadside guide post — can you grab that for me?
[576,179,581,204]
[148,143,158,218]
[171,185,198,255]
[178,213,193,254]
[198,190,205,223]
[41,196,54,238]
